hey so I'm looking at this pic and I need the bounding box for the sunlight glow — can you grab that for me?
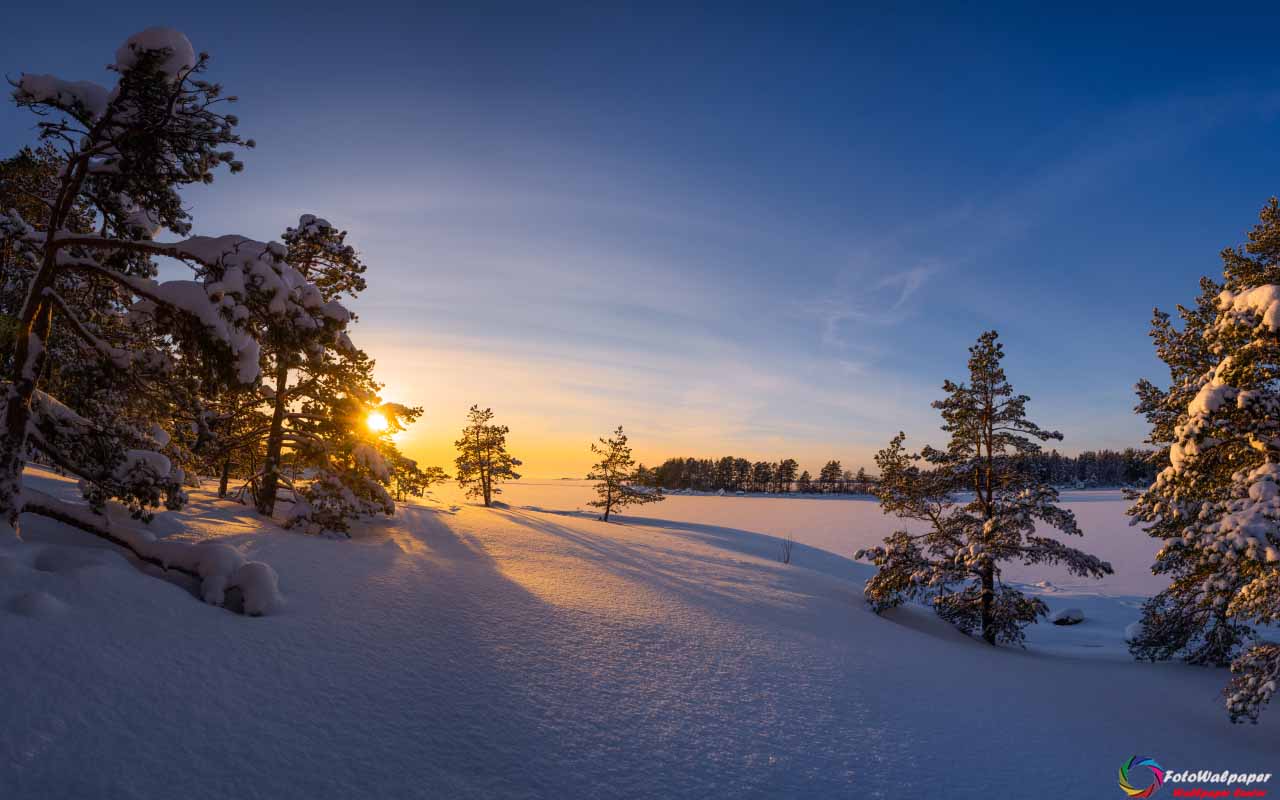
[366,411,390,433]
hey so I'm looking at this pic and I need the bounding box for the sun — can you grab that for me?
[365,411,390,433]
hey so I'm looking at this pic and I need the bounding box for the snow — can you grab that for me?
[8,590,67,619]
[13,75,110,119]
[1219,285,1280,331]
[113,28,197,79]
[2,471,1276,797]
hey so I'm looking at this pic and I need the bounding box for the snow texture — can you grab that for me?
[2,472,1275,798]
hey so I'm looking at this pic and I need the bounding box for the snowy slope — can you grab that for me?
[1,469,1275,798]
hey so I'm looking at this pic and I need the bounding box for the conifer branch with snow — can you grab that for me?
[0,28,324,613]
[1130,199,1280,721]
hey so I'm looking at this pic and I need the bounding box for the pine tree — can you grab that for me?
[454,405,521,506]
[0,28,317,613]
[856,331,1112,645]
[390,460,448,502]
[280,348,423,536]
[819,460,843,493]
[587,426,664,521]
[1130,199,1280,722]
[797,470,812,493]
[776,458,799,493]
[254,214,365,516]
[855,466,872,493]
[750,461,774,492]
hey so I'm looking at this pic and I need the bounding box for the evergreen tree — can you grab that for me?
[797,470,813,493]
[390,460,448,502]
[819,460,843,493]
[1130,199,1280,722]
[776,458,799,493]
[855,466,872,493]
[586,426,665,521]
[856,331,1112,645]
[751,461,774,492]
[280,350,422,535]
[254,214,366,516]
[0,28,303,612]
[454,405,521,506]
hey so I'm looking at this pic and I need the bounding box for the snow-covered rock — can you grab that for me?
[1050,607,1085,625]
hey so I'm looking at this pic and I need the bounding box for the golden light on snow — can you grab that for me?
[366,411,390,433]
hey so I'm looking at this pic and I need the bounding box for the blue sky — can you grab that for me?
[5,3,1280,475]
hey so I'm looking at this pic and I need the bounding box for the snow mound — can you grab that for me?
[1050,607,1085,625]
[9,590,67,619]
[147,540,282,616]
[114,28,197,78]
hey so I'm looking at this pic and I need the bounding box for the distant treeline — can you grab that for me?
[1019,447,1159,488]
[644,448,1160,494]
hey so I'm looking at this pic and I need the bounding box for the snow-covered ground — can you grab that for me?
[2,470,1276,798]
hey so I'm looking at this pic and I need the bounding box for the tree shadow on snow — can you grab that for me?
[491,507,870,623]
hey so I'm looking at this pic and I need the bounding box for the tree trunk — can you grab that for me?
[980,562,996,645]
[218,456,232,498]
[0,300,53,536]
[256,360,290,516]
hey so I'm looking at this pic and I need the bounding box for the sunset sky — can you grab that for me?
[5,4,1280,476]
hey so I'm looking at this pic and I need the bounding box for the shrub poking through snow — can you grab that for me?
[0,28,323,612]
[586,425,665,522]
[1130,199,1280,722]
[855,331,1112,646]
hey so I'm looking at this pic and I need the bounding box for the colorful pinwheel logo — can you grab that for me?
[1119,755,1165,798]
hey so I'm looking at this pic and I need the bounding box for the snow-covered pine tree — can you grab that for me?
[1129,199,1280,722]
[254,214,364,516]
[587,426,664,521]
[855,331,1113,645]
[454,405,521,507]
[0,28,349,613]
[271,339,424,535]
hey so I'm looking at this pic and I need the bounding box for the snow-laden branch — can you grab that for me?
[21,487,281,616]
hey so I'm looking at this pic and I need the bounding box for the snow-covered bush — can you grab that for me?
[1130,199,1280,721]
